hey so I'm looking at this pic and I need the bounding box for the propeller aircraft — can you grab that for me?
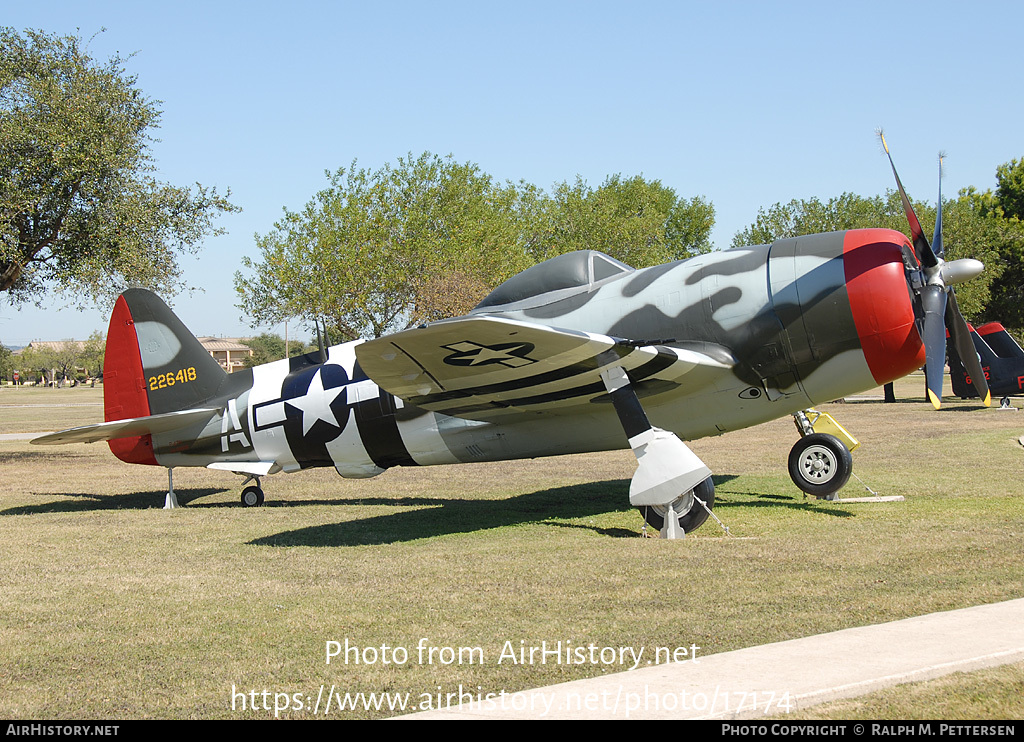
[32,139,992,536]
[948,321,1024,407]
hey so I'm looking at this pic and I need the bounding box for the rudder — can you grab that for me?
[104,289,227,464]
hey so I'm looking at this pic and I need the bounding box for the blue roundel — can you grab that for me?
[280,363,351,463]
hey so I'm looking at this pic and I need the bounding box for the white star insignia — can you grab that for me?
[287,368,346,435]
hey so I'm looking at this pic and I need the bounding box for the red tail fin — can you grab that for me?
[102,289,229,465]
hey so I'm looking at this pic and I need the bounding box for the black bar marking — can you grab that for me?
[354,391,418,469]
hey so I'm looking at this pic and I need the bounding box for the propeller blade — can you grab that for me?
[879,135,987,409]
[946,290,992,406]
[932,154,945,259]
[879,132,938,269]
[920,284,948,409]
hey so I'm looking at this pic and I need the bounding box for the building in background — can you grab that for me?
[197,337,253,373]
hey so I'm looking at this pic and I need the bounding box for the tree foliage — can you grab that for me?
[79,330,105,377]
[0,27,238,306]
[11,330,104,384]
[970,158,1024,330]
[538,175,714,268]
[237,158,716,339]
[0,341,12,381]
[236,153,542,339]
[731,191,913,247]
[995,158,1024,221]
[241,332,311,366]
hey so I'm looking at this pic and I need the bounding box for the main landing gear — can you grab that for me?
[240,475,265,506]
[636,476,716,535]
[788,410,856,499]
[599,360,714,539]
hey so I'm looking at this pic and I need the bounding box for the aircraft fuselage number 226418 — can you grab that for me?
[149,367,197,391]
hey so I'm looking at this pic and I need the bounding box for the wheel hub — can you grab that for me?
[651,490,695,519]
[800,446,836,482]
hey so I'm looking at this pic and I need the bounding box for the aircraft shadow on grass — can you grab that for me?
[249,479,632,547]
[0,472,852,533]
[248,475,854,547]
[0,488,227,515]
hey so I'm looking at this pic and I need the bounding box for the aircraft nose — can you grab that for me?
[842,228,926,385]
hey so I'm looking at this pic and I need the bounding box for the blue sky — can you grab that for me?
[3,0,1022,345]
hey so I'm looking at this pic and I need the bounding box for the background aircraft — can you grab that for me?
[33,144,991,536]
[949,322,1024,406]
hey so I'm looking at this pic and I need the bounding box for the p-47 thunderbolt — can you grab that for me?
[33,143,991,535]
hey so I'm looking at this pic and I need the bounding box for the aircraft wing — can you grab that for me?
[355,316,734,421]
[30,407,221,445]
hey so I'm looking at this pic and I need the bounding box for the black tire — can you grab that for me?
[788,433,852,498]
[241,485,265,507]
[637,477,715,533]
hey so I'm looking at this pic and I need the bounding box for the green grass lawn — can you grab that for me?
[1,376,1022,718]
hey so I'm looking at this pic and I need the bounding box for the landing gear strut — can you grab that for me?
[599,359,713,538]
[164,468,180,509]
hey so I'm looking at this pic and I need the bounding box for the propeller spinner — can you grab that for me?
[878,133,991,409]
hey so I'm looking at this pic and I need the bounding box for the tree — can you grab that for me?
[241,332,311,366]
[236,157,718,339]
[540,175,714,268]
[235,153,537,340]
[0,341,12,381]
[79,330,105,378]
[0,28,237,307]
[973,160,1024,332]
[731,192,910,247]
[17,340,84,385]
[995,158,1024,221]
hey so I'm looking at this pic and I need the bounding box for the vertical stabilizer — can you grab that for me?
[103,289,227,464]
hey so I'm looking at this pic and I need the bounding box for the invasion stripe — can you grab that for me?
[353,391,418,469]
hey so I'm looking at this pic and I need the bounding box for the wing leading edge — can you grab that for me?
[354,316,734,422]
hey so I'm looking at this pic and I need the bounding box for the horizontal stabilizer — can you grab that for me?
[355,316,733,421]
[207,461,278,476]
[31,407,220,446]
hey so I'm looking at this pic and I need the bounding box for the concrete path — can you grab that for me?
[399,598,1024,719]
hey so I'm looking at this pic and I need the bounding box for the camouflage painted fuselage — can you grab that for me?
[106,228,925,479]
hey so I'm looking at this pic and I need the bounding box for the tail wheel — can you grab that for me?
[788,432,852,498]
[637,477,715,533]
[241,485,265,507]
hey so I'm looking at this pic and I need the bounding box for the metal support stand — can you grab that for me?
[660,500,686,539]
[164,468,180,509]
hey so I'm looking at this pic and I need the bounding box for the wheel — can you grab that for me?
[240,485,265,507]
[637,477,715,533]
[788,433,852,498]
